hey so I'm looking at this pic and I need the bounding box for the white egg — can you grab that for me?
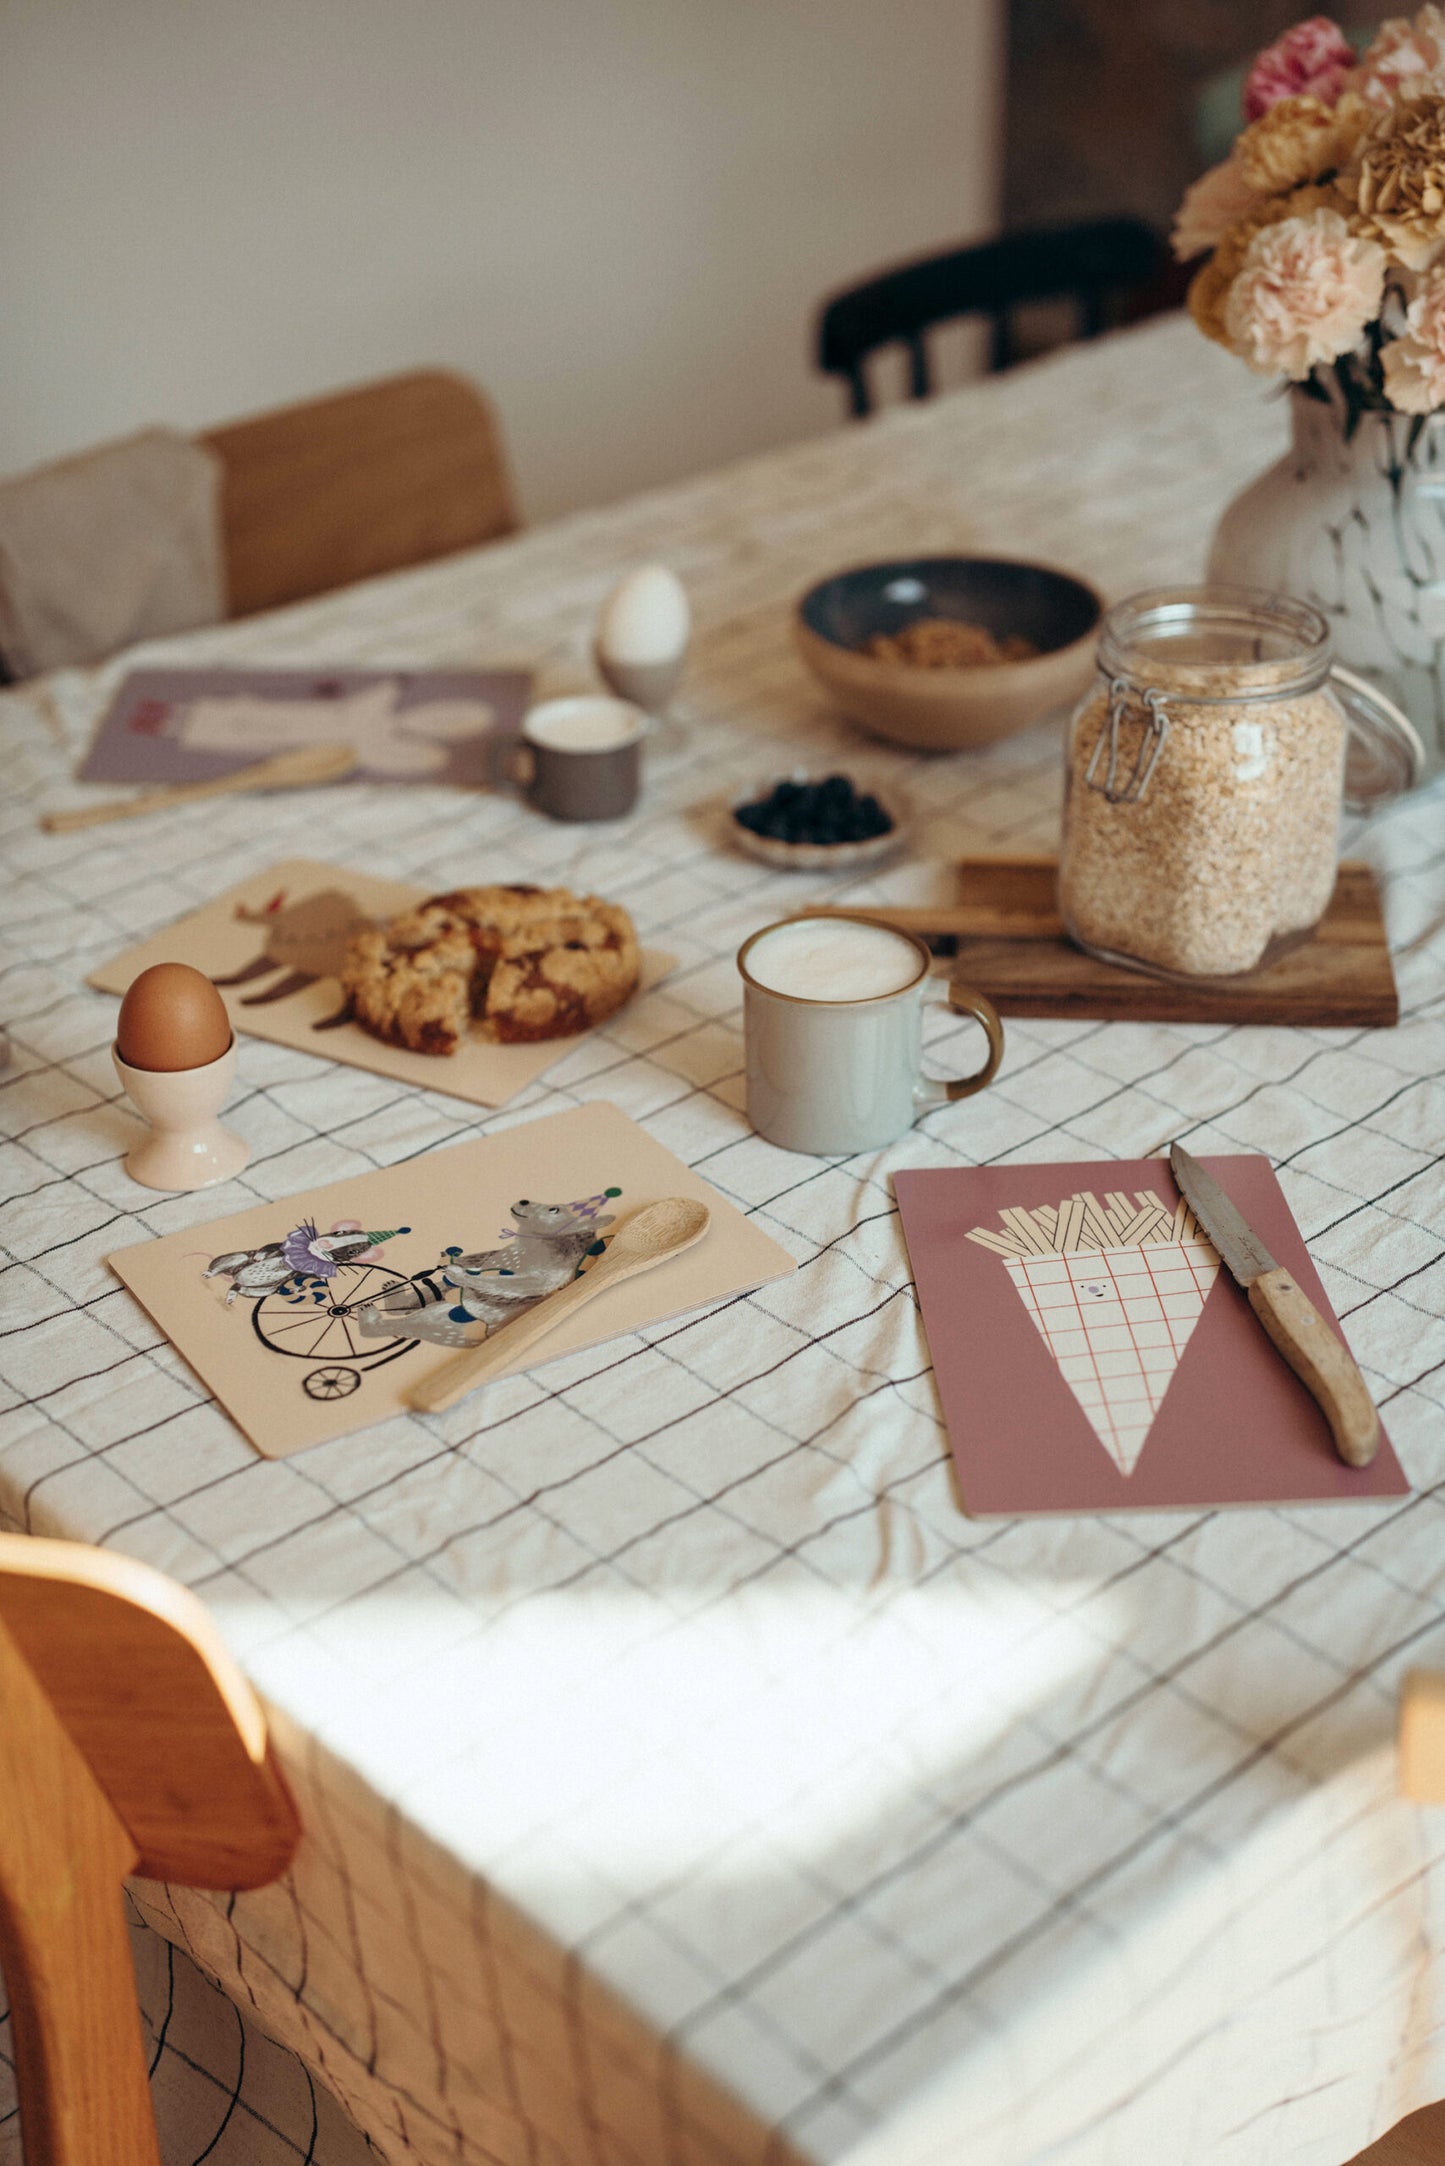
[597,565,690,668]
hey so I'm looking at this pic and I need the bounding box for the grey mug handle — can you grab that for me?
[914,982,1005,1108]
[485,733,535,793]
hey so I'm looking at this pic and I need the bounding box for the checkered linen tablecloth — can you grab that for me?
[4,314,1445,2166]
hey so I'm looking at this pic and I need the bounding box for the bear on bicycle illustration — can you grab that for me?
[202,1192,621,1400]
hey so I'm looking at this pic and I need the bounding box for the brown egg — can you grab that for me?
[117,963,233,1073]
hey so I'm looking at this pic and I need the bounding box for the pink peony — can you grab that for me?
[1350,6,1445,104]
[1172,154,1265,260]
[1383,267,1445,407]
[1244,17,1356,120]
[1223,208,1387,376]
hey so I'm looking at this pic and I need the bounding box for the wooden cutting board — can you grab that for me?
[810,857,1398,1027]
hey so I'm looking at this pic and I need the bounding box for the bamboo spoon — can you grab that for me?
[408,1197,711,1415]
[40,742,357,833]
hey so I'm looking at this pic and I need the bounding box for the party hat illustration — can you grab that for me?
[967,1190,1219,1477]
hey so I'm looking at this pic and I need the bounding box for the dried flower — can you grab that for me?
[1382,265,1445,406]
[1244,17,1357,120]
[1173,155,1263,260]
[1187,185,1344,346]
[1349,5,1445,106]
[1348,91,1445,268]
[1237,92,1368,194]
[1223,208,1386,377]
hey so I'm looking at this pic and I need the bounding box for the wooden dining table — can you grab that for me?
[5,312,1445,2166]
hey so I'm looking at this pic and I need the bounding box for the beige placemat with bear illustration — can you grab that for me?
[88,857,674,1109]
[107,1101,795,1458]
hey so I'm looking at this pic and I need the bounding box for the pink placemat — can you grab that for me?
[895,1155,1407,1517]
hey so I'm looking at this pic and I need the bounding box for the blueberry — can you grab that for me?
[739,771,892,849]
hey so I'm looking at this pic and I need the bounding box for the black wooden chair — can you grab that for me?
[816,218,1171,418]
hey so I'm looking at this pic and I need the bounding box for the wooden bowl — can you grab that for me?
[795,556,1102,752]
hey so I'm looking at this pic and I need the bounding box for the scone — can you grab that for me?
[341,884,640,1054]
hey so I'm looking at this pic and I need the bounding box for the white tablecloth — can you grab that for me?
[4,315,1445,2166]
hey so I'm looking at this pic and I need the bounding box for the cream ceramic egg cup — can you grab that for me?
[112,1039,249,1191]
[593,646,685,715]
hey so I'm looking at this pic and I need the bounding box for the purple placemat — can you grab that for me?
[79,666,531,788]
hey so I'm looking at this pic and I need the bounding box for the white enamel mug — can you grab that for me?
[737,913,1004,1155]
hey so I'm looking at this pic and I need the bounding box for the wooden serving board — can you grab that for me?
[811,858,1398,1027]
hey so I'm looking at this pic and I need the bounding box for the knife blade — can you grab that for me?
[1169,1142,1379,1469]
[1169,1144,1277,1287]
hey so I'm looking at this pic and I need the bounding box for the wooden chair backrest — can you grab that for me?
[0,1535,298,2166]
[200,367,517,619]
[816,218,1170,416]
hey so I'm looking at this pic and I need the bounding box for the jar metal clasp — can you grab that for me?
[1084,677,1171,805]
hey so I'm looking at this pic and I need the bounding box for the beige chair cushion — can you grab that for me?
[0,427,224,680]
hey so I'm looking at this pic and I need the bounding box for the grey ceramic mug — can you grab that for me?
[500,695,646,821]
[738,913,1005,1155]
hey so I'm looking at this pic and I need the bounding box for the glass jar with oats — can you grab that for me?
[1059,588,1421,982]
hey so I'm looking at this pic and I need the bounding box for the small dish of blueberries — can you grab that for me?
[729,771,908,872]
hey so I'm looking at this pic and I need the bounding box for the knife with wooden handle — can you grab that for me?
[1169,1142,1380,1468]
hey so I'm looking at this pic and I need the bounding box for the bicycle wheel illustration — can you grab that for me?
[250,1260,435,1384]
[303,1365,363,1401]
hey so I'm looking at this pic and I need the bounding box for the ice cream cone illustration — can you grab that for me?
[967,1190,1219,1477]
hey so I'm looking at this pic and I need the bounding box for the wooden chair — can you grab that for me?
[0,1533,298,2166]
[200,367,517,619]
[816,218,1171,417]
[1349,2105,1445,2163]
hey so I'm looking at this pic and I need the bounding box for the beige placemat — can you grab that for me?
[107,1101,795,1458]
[88,858,674,1109]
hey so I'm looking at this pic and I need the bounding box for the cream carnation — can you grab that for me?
[1350,5,1445,105]
[1173,155,1263,260]
[1223,208,1387,376]
[1382,266,1445,406]
[1187,184,1344,346]
[1244,17,1356,120]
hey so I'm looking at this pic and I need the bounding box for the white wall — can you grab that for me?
[0,0,1000,523]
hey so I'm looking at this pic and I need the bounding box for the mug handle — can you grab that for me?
[914,981,1004,1108]
[485,734,535,790]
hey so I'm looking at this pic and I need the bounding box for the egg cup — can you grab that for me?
[112,1039,249,1191]
[593,646,684,715]
[594,648,689,753]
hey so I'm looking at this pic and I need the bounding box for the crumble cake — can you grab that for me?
[341,884,640,1054]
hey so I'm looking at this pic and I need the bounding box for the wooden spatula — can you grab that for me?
[41,742,357,832]
[408,1197,712,1415]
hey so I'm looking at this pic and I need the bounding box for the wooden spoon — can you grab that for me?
[407,1196,711,1415]
[41,742,357,833]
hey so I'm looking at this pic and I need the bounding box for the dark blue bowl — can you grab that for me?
[799,555,1101,654]
[795,555,1102,750]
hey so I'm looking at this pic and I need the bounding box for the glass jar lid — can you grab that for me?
[1098,586,1331,698]
[1097,585,1422,809]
